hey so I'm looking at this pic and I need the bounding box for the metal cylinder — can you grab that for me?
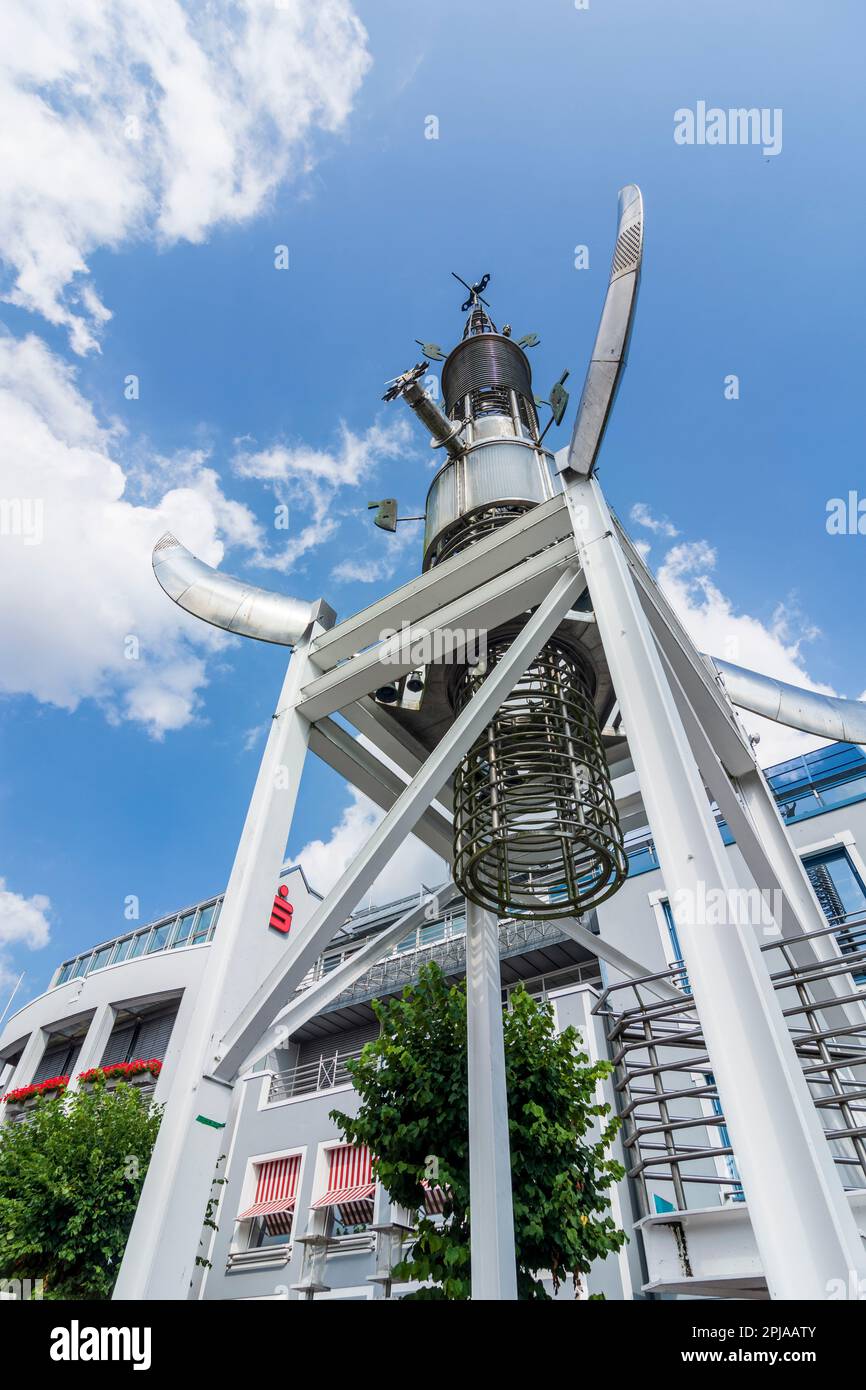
[441,334,534,417]
[450,627,627,919]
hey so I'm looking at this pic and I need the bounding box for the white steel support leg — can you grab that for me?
[113,633,320,1301]
[466,901,517,1300]
[566,475,866,1300]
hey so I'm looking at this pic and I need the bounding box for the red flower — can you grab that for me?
[2,1057,163,1104]
[1,1074,69,1104]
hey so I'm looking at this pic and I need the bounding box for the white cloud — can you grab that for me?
[0,0,370,352]
[234,417,415,571]
[630,501,679,538]
[0,331,269,737]
[289,786,446,904]
[652,537,838,763]
[288,733,447,903]
[331,514,419,585]
[0,877,51,994]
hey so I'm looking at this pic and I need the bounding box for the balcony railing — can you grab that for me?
[594,911,866,1217]
[268,1045,367,1102]
[297,915,592,1014]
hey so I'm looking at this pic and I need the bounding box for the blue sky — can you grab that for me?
[0,0,864,1000]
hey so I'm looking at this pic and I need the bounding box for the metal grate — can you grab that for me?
[451,628,627,918]
[611,220,642,276]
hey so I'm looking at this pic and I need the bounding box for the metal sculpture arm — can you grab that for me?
[559,183,644,479]
[152,533,335,646]
[711,657,866,747]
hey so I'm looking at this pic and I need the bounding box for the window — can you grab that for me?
[191,902,219,944]
[803,847,866,983]
[704,1072,744,1202]
[661,900,691,994]
[171,911,196,948]
[236,1154,301,1247]
[311,1145,375,1232]
[146,921,172,953]
[129,931,149,959]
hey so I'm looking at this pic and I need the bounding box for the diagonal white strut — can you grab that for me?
[242,883,463,1069]
[214,563,586,1082]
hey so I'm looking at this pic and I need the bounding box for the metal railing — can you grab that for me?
[268,1045,367,1102]
[303,915,593,1013]
[593,911,866,1218]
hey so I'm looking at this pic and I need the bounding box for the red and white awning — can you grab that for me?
[312,1144,375,1226]
[422,1180,450,1216]
[237,1154,301,1236]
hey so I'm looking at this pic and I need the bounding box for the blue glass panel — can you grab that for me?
[191,902,218,943]
[171,912,195,948]
[146,922,172,953]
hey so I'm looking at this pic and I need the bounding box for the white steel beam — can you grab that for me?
[344,698,455,812]
[214,565,586,1083]
[113,633,321,1301]
[567,474,866,1301]
[611,515,756,778]
[242,884,463,1070]
[655,643,865,1034]
[310,494,574,671]
[466,900,518,1300]
[297,537,578,722]
[553,916,684,1004]
[308,717,454,862]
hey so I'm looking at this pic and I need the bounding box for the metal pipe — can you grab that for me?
[402,379,465,458]
[152,534,335,647]
[711,657,866,746]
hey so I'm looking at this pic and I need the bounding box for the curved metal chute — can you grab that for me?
[711,657,866,747]
[152,534,336,647]
[560,183,644,480]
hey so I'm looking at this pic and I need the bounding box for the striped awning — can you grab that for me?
[422,1180,450,1216]
[312,1144,375,1226]
[237,1154,301,1235]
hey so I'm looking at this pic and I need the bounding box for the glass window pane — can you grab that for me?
[91,947,113,971]
[112,937,132,964]
[56,963,73,985]
[146,922,172,953]
[172,912,195,947]
[71,956,90,979]
[192,903,217,943]
[419,920,446,946]
[129,931,150,959]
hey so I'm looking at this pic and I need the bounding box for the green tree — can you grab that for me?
[0,1081,162,1299]
[331,962,626,1299]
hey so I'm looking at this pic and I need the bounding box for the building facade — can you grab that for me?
[2,742,866,1300]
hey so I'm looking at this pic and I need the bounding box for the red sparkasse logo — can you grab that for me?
[269,883,293,934]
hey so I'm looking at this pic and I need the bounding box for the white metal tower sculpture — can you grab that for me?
[114,186,866,1302]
